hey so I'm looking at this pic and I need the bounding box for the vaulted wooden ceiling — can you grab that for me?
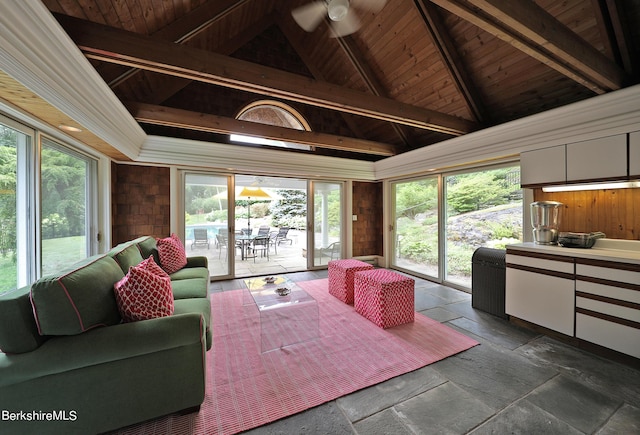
[40,0,640,161]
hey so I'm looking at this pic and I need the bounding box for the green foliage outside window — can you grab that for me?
[270,189,307,229]
[394,167,522,287]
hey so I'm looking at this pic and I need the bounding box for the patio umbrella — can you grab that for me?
[237,187,271,234]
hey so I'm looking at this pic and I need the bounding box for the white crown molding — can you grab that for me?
[0,1,145,159]
[137,136,377,181]
[375,84,640,179]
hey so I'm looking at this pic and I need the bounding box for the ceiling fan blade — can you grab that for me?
[329,12,361,38]
[351,0,387,13]
[291,2,327,32]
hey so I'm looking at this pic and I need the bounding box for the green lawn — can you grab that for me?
[0,236,86,295]
[0,254,17,294]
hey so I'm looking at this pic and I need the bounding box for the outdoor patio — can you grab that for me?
[186,228,336,279]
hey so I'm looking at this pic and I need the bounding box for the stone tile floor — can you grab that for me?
[210,270,640,435]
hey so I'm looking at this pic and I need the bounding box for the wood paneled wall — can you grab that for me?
[352,181,383,257]
[533,188,640,240]
[111,163,171,246]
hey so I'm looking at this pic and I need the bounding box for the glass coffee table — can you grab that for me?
[243,276,319,353]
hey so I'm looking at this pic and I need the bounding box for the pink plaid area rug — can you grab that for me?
[117,278,478,435]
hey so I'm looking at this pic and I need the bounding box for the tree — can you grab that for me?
[0,129,17,259]
[395,181,437,220]
[40,146,86,238]
[446,171,512,214]
[270,189,307,229]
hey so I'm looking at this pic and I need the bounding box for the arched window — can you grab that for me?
[231,101,312,151]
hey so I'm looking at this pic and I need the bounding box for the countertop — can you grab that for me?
[506,239,640,265]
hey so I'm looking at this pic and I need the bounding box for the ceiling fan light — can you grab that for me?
[328,0,349,21]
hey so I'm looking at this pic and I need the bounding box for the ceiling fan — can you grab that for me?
[291,0,387,38]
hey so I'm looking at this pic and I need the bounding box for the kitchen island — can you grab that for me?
[505,239,640,362]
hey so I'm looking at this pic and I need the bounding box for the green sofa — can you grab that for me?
[0,236,211,434]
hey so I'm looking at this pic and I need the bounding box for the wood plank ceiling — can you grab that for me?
[40,0,640,161]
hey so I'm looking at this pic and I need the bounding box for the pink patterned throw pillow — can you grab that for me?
[113,260,174,323]
[156,233,187,274]
[138,255,170,279]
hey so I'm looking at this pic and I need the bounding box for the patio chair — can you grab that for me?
[269,231,279,254]
[191,228,210,250]
[274,227,293,246]
[215,233,242,259]
[322,241,341,260]
[246,235,270,262]
[257,225,271,236]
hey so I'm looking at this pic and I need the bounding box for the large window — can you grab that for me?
[0,121,31,294]
[444,166,523,288]
[40,138,96,276]
[0,115,98,295]
[312,181,343,266]
[391,164,522,290]
[391,177,439,279]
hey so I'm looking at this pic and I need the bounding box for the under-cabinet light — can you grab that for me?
[542,181,640,192]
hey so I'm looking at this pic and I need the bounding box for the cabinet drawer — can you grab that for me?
[576,296,640,323]
[576,263,640,287]
[576,313,640,359]
[506,253,574,276]
[506,267,574,336]
[576,280,640,304]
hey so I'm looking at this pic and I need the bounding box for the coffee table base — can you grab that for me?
[244,276,319,353]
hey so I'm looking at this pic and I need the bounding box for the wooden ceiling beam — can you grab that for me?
[431,0,627,93]
[126,102,397,156]
[55,14,477,136]
[602,0,636,76]
[414,0,488,124]
[146,12,277,105]
[333,34,414,149]
[275,14,371,142]
[105,0,252,89]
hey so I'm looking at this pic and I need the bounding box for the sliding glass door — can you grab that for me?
[0,121,32,294]
[182,174,345,279]
[391,177,440,279]
[444,166,522,287]
[311,181,343,267]
[1,117,99,295]
[390,164,522,290]
[184,173,231,279]
[40,138,96,276]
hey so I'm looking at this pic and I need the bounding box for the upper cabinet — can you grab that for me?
[630,131,640,178]
[566,135,627,182]
[521,133,633,188]
[520,145,566,187]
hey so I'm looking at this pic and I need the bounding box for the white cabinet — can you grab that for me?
[630,131,640,177]
[566,134,627,182]
[520,145,566,187]
[521,133,633,187]
[575,261,640,358]
[505,252,575,336]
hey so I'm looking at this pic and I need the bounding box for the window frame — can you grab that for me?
[0,112,100,294]
[388,160,522,292]
[39,134,99,276]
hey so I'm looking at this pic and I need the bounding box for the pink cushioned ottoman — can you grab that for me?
[328,259,374,304]
[354,269,415,329]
